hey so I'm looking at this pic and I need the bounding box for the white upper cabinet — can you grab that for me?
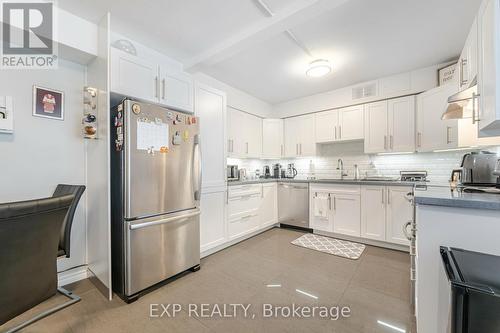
[364,101,389,153]
[365,97,415,154]
[110,48,194,113]
[111,48,158,102]
[315,110,338,143]
[246,114,263,158]
[159,68,194,113]
[315,106,364,143]
[285,114,316,157]
[477,0,500,136]
[195,83,227,189]
[284,116,300,158]
[262,119,284,159]
[388,96,416,152]
[227,107,262,158]
[339,105,365,141]
[458,18,478,92]
[416,83,458,152]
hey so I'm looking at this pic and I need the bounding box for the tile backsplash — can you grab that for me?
[228,142,500,185]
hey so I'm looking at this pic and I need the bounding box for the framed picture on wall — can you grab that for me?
[438,63,457,86]
[32,85,64,120]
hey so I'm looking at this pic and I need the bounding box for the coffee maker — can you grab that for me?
[263,165,271,178]
[273,164,282,179]
[283,163,298,179]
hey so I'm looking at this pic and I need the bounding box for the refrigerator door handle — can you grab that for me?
[193,134,202,202]
[129,209,201,230]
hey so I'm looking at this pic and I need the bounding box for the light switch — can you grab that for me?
[0,96,14,134]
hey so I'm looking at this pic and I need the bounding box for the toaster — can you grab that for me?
[460,151,498,186]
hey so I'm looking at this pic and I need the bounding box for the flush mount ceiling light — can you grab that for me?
[306,59,332,78]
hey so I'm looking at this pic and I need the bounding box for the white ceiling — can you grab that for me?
[59,0,482,104]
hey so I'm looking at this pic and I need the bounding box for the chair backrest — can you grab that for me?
[0,195,74,325]
[52,184,86,258]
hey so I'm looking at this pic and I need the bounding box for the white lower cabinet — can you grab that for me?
[310,184,361,236]
[227,184,278,241]
[386,186,413,246]
[361,185,412,246]
[332,194,361,237]
[260,183,278,227]
[200,189,227,252]
[360,186,386,241]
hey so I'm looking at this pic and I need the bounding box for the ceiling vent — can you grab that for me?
[352,82,378,100]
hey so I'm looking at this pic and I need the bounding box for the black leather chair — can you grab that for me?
[53,184,86,258]
[1,184,86,332]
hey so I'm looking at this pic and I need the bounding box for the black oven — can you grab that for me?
[440,247,500,333]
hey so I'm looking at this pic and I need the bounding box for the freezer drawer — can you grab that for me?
[125,209,200,296]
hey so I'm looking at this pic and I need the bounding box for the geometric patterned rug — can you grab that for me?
[291,233,366,260]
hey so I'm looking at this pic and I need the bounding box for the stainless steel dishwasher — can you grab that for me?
[278,182,309,228]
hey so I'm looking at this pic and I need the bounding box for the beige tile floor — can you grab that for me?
[1,228,416,333]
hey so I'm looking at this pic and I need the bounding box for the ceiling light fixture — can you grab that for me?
[306,59,332,78]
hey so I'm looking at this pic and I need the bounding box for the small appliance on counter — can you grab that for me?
[460,151,498,186]
[283,163,298,179]
[495,159,500,189]
[273,163,282,179]
[239,168,247,181]
[400,170,428,182]
[263,165,272,178]
[227,165,239,181]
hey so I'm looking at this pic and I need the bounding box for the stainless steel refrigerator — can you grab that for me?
[110,99,201,302]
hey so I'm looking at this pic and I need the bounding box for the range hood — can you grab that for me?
[441,77,477,120]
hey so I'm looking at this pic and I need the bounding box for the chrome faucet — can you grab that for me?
[337,158,348,179]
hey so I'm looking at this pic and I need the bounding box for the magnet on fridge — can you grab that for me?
[187,117,192,125]
[160,146,169,153]
[172,131,182,145]
[183,130,189,141]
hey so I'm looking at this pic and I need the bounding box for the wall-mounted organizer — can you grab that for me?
[83,86,98,139]
[0,96,13,134]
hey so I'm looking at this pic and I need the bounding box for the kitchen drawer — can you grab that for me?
[228,184,262,198]
[227,192,262,218]
[311,184,361,195]
[228,210,260,240]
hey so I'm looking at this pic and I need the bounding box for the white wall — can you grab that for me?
[194,72,273,118]
[273,64,440,118]
[0,60,87,274]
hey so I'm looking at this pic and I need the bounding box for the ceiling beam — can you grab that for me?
[183,0,351,72]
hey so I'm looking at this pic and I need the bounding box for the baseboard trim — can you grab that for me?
[201,224,278,258]
[58,266,89,287]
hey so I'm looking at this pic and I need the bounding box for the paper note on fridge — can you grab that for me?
[136,119,169,151]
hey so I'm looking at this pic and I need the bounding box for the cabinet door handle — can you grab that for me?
[328,194,332,210]
[339,126,342,140]
[154,76,159,98]
[461,58,468,87]
[384,135,387,150]
[299,143,302,155]
[472,92,480,124]
[446,127,452,144]
[281,144,284,157]
[296,143,298,155]
[334,126,337,140]
[387,189,391,205]
[417,132,422,148]
[390,135,394,149]
[246,142,249,154]
[382,188,385,204]
[162,78,166,99]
